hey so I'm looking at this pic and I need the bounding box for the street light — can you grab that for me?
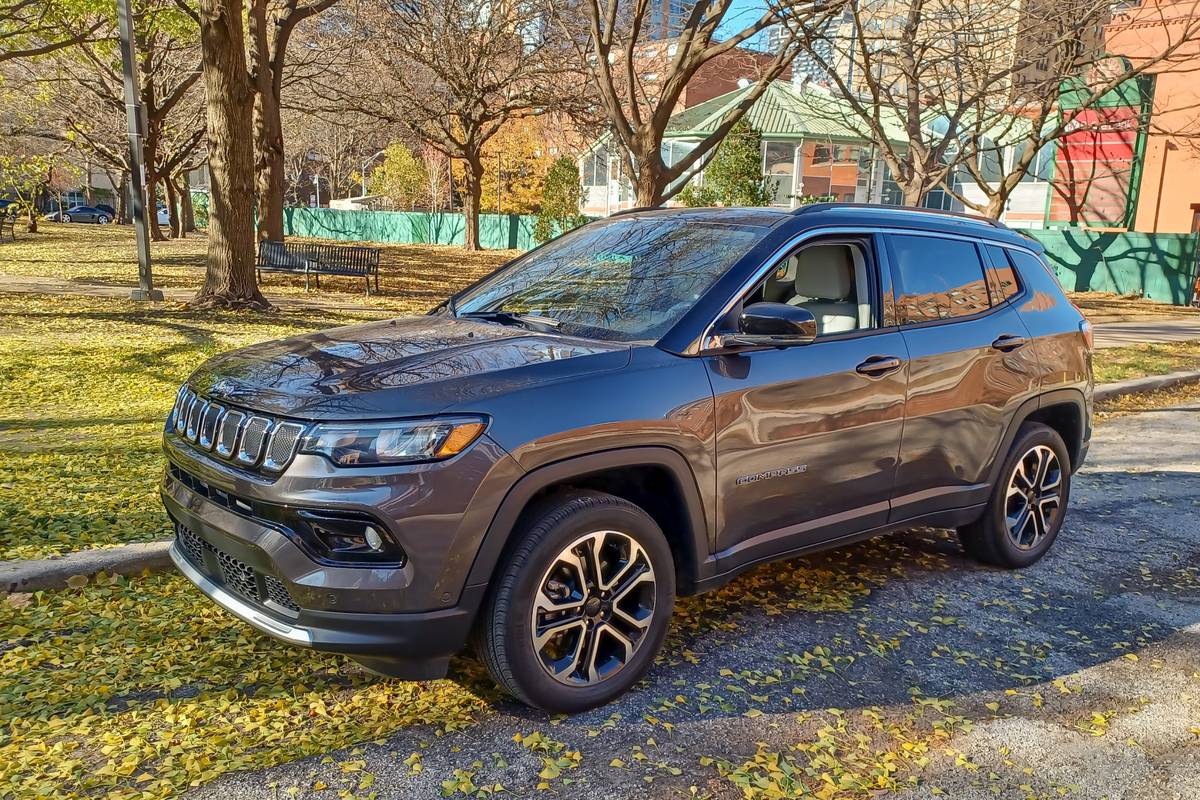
[117,0,162,301]
[361,149,387,197]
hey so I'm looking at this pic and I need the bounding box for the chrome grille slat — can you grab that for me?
[198,403,224,450]
[215,410,245,458]
[263,422,304,472]
[171,386,304,473]
[236,416,271,465]
[186,398,207,442]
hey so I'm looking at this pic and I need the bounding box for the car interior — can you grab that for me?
[746,242,874,335]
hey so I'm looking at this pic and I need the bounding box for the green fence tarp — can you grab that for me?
[283,207,538,250]
[1025,228,1199,305]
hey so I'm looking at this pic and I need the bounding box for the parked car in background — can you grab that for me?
[162,204,1094,712]
[46,206,112,224]
[95,204,117,218]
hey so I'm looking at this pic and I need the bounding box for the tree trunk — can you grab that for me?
[633,156,667,207]
[984,194,1006,220]
[461,154,485,251]
[165,175,182,237]
[25,202,38,234]
[248,9,285,242]
[180,177,196,233]
[193,0,269,310]
[901,184,924,207]
[147,169,168,241]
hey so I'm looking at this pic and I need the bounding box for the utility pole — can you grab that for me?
[118,0,162,301]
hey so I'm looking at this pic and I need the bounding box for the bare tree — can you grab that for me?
[565,0,827,207]
[246,0,342,242]
[951,0,1200,219]
[342,0,586,250]
[193,0,268,309]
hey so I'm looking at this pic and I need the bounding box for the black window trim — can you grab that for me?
[690,225,1042,354]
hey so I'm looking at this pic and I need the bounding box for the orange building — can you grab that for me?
[1106,0,1200,233]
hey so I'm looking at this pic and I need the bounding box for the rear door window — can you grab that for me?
[888,235,992,325]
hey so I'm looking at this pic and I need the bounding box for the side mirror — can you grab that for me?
[718,302,817,349]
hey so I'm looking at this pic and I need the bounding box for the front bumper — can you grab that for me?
[168,540,481,678]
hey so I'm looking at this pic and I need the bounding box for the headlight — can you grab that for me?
[299,417,487,467]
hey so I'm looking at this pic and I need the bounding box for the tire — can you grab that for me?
[475,490,675,713]
[97,215,110,225]
[62,214,71,223]
[958,422,1071,568]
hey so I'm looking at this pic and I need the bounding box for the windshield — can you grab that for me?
[453,216,769,342]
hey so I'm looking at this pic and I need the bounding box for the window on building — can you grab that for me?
[799,141,861,202]
[1016,141,1055,183]
[582,147,610,187]
[889,234,992,324]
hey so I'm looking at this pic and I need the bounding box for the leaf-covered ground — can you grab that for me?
[0,224,512,313]
[1092,339,1200,384]
[0,293,398,560]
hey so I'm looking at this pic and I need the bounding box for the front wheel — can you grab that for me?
[475,490,675,713]
[959,422,1071,568]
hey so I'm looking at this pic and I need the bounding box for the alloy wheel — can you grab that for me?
[1004,444,1063,550]
[530,530,656,686]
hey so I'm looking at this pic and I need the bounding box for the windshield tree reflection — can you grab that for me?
[454,217,767,341]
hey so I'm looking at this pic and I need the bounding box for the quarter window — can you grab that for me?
[890,235,991,324]
[983,245,1022,304]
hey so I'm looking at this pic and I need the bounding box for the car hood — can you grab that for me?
[188,315,632,420]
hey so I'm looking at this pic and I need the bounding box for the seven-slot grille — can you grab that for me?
[175,523,300,613]
[171,386,305,473]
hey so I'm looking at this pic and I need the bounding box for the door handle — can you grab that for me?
[991,334,1028,352]
[856,356,903,376]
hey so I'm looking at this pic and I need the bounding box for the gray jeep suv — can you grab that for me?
[163,204,1093,712]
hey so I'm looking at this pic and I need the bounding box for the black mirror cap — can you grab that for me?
[732,302,818,347]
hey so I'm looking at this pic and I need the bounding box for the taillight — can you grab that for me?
[1079,319,1094,351]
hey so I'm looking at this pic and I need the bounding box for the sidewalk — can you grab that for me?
[1092,318,1200,349]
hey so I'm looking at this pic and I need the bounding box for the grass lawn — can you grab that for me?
[0,223,514,314]
[1092,340,1200,383]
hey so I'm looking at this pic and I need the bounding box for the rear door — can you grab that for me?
[706,233,909,563]
[884,232,1040,521]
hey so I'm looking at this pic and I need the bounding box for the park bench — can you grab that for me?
[256,240,382,294]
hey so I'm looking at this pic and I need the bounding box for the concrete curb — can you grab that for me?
[1,541,171,594]
[1094,368,1200,403]
[4,369,1200,594]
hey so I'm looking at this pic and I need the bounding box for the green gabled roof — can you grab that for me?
[665,80,907,142]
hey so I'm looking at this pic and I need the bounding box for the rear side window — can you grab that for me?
[983,245,1022,304]
[889,234,991,324]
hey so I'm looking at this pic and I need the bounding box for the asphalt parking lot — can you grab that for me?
[185,398,1200,800]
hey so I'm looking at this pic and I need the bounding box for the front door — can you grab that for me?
[884,233,1041,521]
[706,235,908,565]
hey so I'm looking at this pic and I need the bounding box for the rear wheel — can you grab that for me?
[97,214,110,225]
[62,214,72,223]
[475,490,675,712]
[959,422,1071,568]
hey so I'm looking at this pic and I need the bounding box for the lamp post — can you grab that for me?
[117,0,162,301]
[360,149,387,197]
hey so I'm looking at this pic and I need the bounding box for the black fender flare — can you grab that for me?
[463,446,711,594]
[985,387,1089,488]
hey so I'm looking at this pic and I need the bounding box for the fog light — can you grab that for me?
[364,525,383,551]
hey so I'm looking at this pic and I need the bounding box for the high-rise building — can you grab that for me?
[647,0,700,39]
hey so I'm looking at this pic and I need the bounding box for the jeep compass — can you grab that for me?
[162,204,1093,712]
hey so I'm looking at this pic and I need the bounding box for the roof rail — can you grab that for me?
[790,202,1007,228]
[608,205,662,217]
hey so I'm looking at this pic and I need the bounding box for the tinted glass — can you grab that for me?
[455,217,768,342]
[890,235,991,324]
[983,245,1021,303]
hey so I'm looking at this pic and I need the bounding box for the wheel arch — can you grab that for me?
[464,447,711,596]
[988,388,1089,488]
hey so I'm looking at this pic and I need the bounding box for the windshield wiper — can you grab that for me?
[457,310,561,331]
